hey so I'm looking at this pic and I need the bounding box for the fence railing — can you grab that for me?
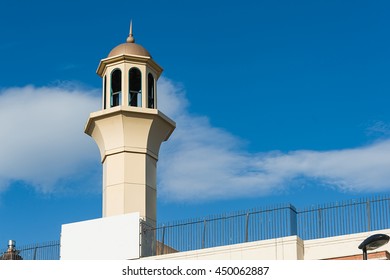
[142,204,298,257]
[143,195,390,256]
[297,196,390,239]
[0,241,60,260]
[2,195,389,259]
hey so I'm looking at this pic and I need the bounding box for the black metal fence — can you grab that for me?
[298,196,390,240]
[0,241,60,260]
[2,195,389,259]
[145,195,390,256]
[145,203,298,256]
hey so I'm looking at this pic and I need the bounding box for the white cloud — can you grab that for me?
[157,78,390,202]
[1,79,390,201]
[0,84,101,193]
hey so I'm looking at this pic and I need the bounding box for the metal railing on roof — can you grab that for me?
[0,240,60,260]
[142,195,390,256]
[2,195,389,259]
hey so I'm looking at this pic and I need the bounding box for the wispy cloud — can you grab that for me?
[1,79,390,201]
[157,78,390,202]
[0,84,100,193]
[366,120,390,137]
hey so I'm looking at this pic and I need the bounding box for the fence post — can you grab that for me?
[202,220,207,249]
[366,200,371,232]
[289,204,298,236]
[318,208,322,238]
[33,246,38,260]
[160,225,166,256]
[245,212,250,242]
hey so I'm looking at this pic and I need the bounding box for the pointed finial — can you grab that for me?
[126,20,135,43]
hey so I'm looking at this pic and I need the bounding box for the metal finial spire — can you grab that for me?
[126,20,135,43]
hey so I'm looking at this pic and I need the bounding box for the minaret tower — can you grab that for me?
[85,23,175,229]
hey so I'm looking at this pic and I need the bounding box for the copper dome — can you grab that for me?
[108,42,151,58]
[107,21,151,58]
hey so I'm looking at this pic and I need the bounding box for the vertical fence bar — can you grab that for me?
[160,225,166,255]
[202,220,207,249]
[289,204,298,236]
[245,212,250,242]
[318,208,322,239]
[366,200,371,232]
[33,246,38,260]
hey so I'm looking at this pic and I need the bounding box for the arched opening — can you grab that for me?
[111,69,122,107]
[148,73,155,109]
[129,68,142,107]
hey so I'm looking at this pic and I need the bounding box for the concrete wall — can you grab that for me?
[303,229,390,260]
[145,236,304,260]
[61,213,140,260]
[144,229,390,260]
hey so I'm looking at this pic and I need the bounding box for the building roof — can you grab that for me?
[108,43,150,58]
[107,21,151,58]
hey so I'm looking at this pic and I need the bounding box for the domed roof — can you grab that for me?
[107,21,151,58]
[108,42,150,58]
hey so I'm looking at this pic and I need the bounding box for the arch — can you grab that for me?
[129,67,142,107]
[148,73,155,109]
[110,69,122,107]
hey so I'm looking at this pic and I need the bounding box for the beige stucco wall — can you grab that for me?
[145,236,304,260]
[85,107,175,226]
[303,229,390,260]
[144,229,390,260]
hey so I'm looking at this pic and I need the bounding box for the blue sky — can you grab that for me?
[1,0,390,245]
